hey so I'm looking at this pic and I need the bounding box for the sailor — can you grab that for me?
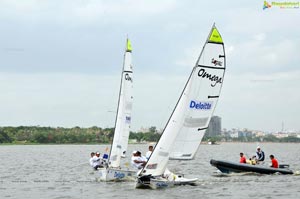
[131,151,137,168]
[145,145,153,160]
[89,152,95,167]
[239,152,247,164]
[131,151,147,169]
[91,151,103,170]
[269,154,278,168]
[256,146,265,162]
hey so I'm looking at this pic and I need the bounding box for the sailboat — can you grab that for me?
[98,38,136,181]
[136,24,226,189]
[169,28,226,160]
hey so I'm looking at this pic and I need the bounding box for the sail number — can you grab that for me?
[125,73,132,82]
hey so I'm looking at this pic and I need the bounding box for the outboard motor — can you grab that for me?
[279,164,289,169]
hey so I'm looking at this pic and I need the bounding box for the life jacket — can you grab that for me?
[256,150,265,161]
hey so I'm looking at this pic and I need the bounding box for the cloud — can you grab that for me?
[0,72,120,127]
[174,46,200,69]
[1,0,300,132]
[215,70,300,131]
[228,35,300,74]
[0,0,178,26]
[0,72,188,130]
[254,33,266,41]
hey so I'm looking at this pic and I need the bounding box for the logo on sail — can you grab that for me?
[125,73,132,82]
[189,100,212,110]
[197,68,222,87]
[211,58,222,66]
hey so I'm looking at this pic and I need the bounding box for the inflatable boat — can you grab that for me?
[210,159,293,175]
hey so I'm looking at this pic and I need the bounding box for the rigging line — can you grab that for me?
[197,65,225,70]
[198,127,208,131]
[208,95,219,99]
[123,70,133,73]
[207,41,224,45]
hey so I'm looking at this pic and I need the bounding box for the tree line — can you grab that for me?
[1,126,299,144]
[0,126,160,144]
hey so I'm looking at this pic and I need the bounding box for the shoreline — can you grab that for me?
[2,141,300,146]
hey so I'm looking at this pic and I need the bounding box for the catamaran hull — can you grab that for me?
[135,175,198,189]
[210,159,293,175]
[97,168,137,181]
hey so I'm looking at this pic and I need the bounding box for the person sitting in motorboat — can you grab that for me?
[269,154,279,168]
[247,156,257,165]
[239,152,247,164]
[91,151,104,170]
[255,146,265,163]
[131,151,147,169]
[89,152,95,167]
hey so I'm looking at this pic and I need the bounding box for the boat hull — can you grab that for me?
[210,159,293,175]
[97,167,137,181]
[169,153,194,160]
[135,175,198,189]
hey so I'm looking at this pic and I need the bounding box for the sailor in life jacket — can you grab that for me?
[239,152,247,164]
[91,151,104,170]
[247,155,257,165]
[131,151,147,169]
[145,145,153,160]
[89,152,95,167]
[256,146,265,162]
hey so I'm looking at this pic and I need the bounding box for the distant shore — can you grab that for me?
[2,141,300,146]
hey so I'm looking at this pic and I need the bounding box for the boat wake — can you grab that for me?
[211,171,264,177]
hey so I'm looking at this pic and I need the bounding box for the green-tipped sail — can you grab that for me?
[137,24,226,178]
[126,39,132,52]
[208,26,223,44]
[169,24,226,160]
[109,38,133,167]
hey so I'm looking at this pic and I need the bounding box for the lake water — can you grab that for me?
[1,143,300,199]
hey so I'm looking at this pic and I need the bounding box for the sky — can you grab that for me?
[0,0,300,132]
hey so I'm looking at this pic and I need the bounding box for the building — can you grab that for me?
[206,116,222,137]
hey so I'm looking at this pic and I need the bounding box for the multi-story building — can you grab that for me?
[206,116,222,137]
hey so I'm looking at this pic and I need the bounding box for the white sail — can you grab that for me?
[109,39,133,168]
[140,24,225,176]
[169,26,226,160]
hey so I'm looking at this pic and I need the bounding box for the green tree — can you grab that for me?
[0,130,12,143]
[149,126,157,133]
